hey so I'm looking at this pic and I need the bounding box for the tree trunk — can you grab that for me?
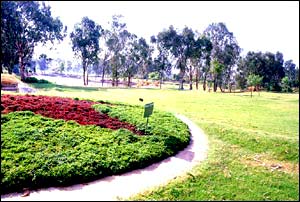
[179,80,184,90]
[127,75,131,87]
[179,69,184,90]
[83,68,86,86]
[213,78,217,92]
[116,70,118,87]
[203,73,207,91]
[8,61,14,74]
[219,85,223,92]
[82,60,86,85]
[178,58,185,90]
[19,52,26,81]
[159,71,162,89]
[219,79,224,92]
[195,68,199,90]
[189,66,193,90]
[112,65,116,87]
[101,65,105,87]
[86,70,89,86]
[112,70,115,86]
[256,85,260,96]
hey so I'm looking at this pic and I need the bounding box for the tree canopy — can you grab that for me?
[1,1,67,80]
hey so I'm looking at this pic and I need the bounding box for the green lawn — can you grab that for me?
[2,82,299,200]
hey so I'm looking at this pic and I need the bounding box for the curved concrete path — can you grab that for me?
[1,114,209,201]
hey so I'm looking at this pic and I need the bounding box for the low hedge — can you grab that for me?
[1,102,190,195]
[23,77,50,84]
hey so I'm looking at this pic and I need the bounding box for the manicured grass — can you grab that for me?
[2,82,299,200]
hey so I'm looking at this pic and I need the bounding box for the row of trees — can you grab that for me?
[236,51,299,91]
[1,1,299,91]
[69,16,299,91]
[70,15,154,87]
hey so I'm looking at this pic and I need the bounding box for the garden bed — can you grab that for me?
[1,94,190,195]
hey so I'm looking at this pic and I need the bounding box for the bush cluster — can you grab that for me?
[23,77,50,84]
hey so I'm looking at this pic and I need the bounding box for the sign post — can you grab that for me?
[143,102,154,132]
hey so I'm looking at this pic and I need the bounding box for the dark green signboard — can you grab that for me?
[144,102,154,118]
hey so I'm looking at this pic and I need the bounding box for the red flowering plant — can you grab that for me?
[1,94,142,135]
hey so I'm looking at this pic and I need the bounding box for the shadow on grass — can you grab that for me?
[29,82,166,92]
[28,79,191,93]
[29,82,107,92]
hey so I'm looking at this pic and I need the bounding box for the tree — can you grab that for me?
[235,56,248,90]
[284,60,298,87]
[241,51,286,92]
[203,22,241,92]
[135,37,153,79]
[264,51,285,91]
[98,29,111,86]
[156,26,197,90]
[1,1,19,74]
[66,60,73,72]
[37,54,52,74]
[281,76,292,92]
[123,33,139,87]
[180,27,197,90]
[105,15,131,87]
[189,35,212,90]
[59,61,65,74]
[198,36,213,91]
[150,35,172,89]
[148,72,160,80]
[70,16,103,85]
[151,56,172,89]
[1,1,66,81]
[222,43,241,92]
[247,74,263,97]
[210,59,225,92]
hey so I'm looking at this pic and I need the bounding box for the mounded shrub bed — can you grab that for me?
[1,94,190,195]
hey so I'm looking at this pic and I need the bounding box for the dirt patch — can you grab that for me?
[242,154,299,175]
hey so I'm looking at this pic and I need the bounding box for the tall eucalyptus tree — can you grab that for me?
[70,16,103,85]
[204,22,240,92]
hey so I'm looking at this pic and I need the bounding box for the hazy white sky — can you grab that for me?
[35,1,299,66]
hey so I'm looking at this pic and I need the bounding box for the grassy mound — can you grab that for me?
[1,102,190,194]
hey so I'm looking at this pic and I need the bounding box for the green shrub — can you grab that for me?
[96,104,112,114]
[148,72,160,80]
[23,77,39,83]
[23,77,50,84]
[38,79,50,84]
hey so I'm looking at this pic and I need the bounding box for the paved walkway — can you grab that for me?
[1,114,209,201]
